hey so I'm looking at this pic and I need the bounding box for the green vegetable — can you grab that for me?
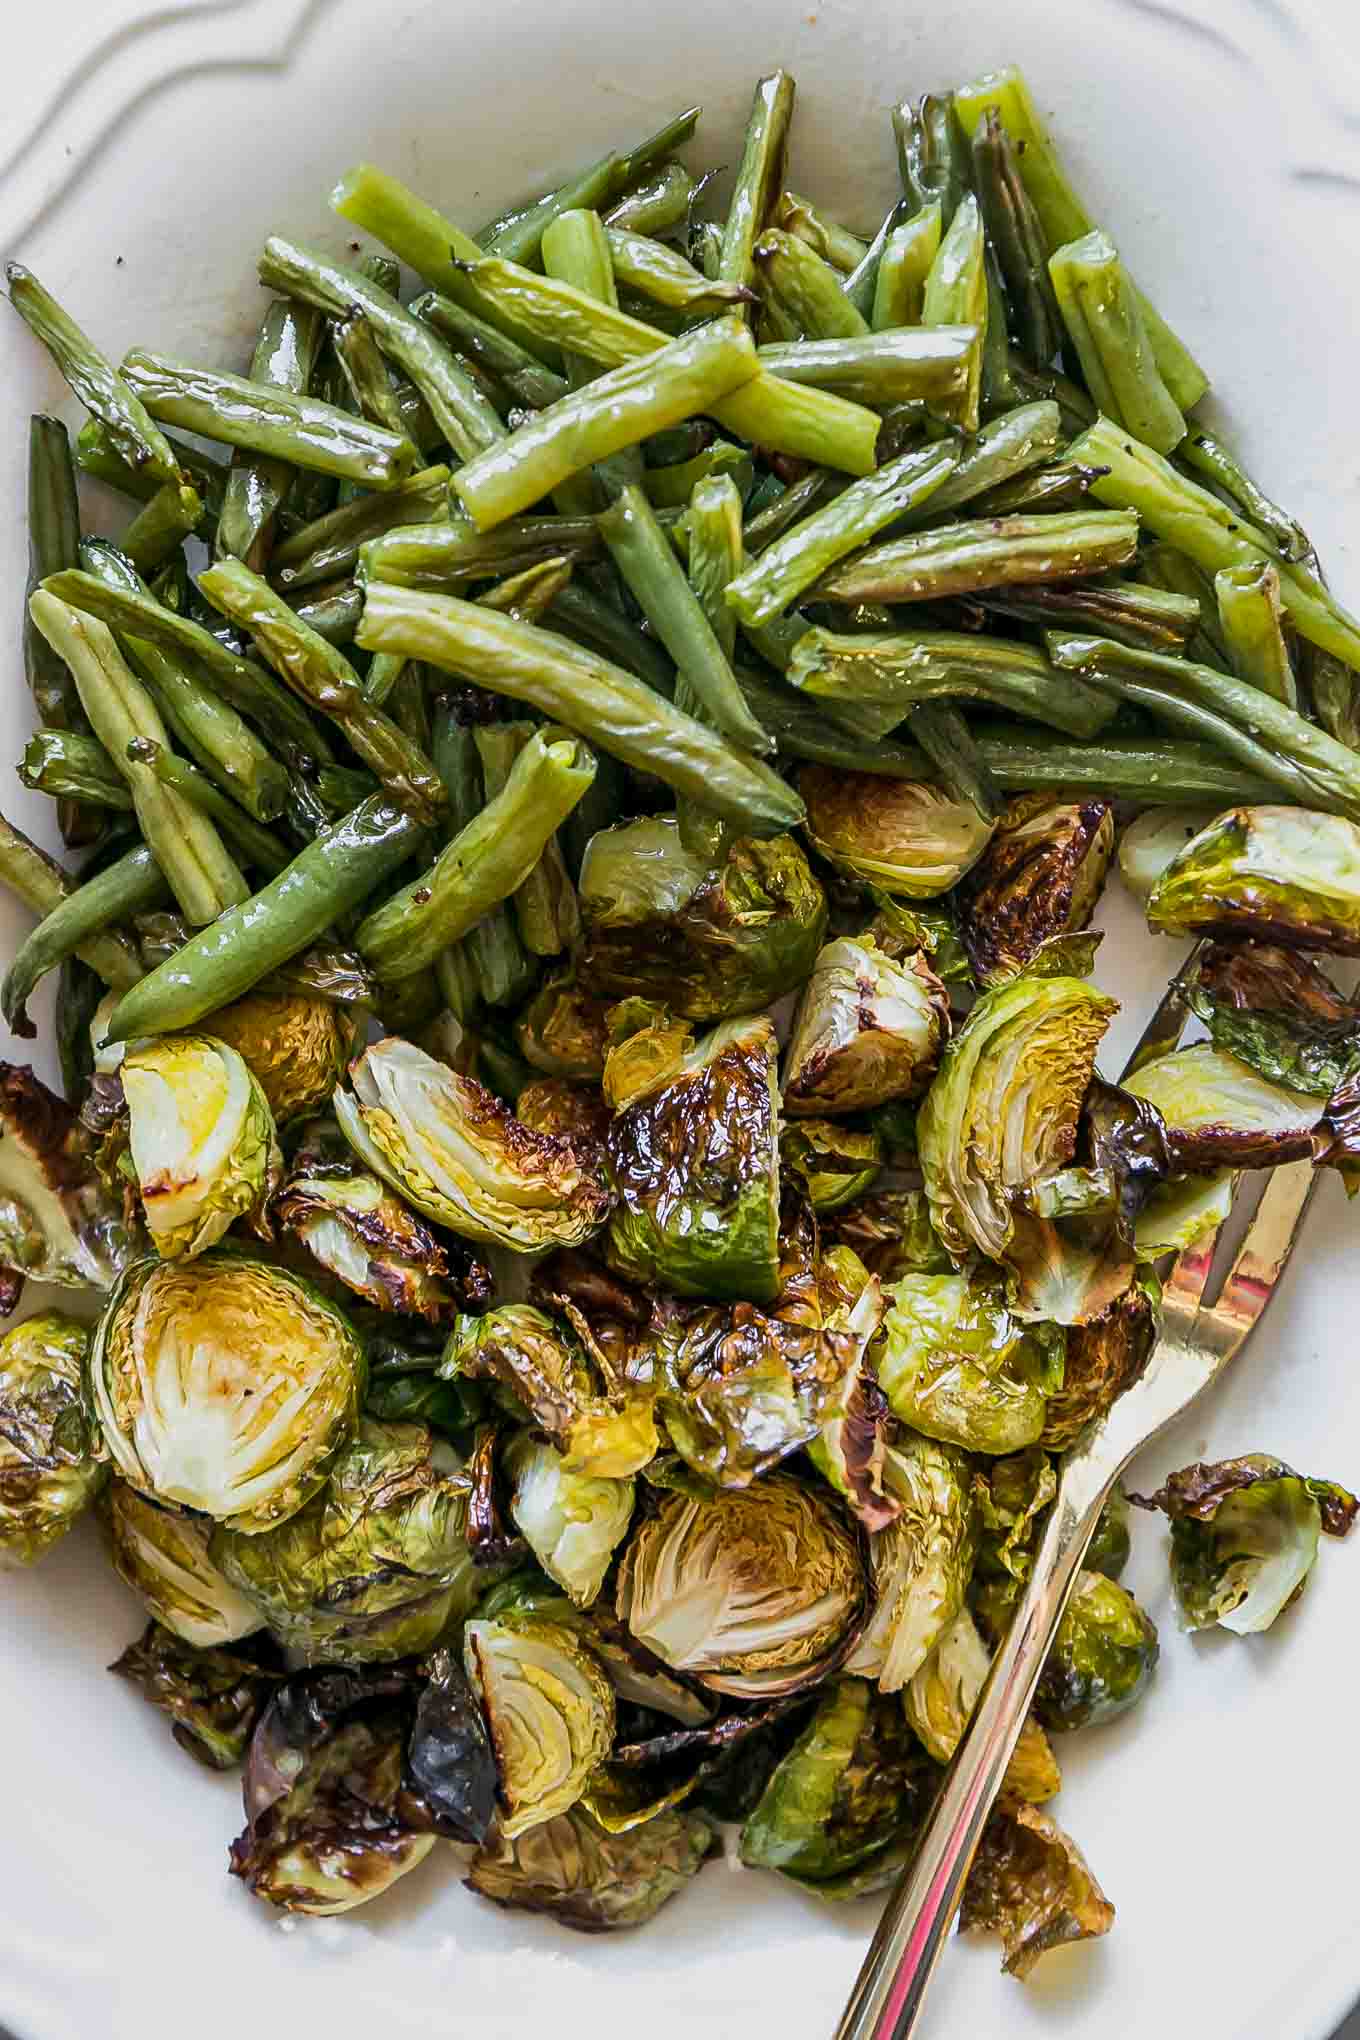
[758,324,977,408]
[719,71,795,300]
[956,793,1114,987]
[845,1438,975,1691]
[104,1480,262,1647]
[783,937,949,1114]
[1183,941,1360,1097]
[110,1621,281,1771]
[780,1120,882,1214]
[1049,231,1185,452]
[1036,1570,1159,1730]
[789,628,1115,742]
[466,1803,712,1930]
[217,298,325,569]
[1121,1043,1317,1169]
[275,1120,464,1322]
[6,264,178,482]
[961,1798,1115,1979]
[921,192,987,430]
[0,1313,103,1567]
[119,1034,281,1260]
[872,205,942,329]
[505,1431,635,1608]
[874,1272,1061,1454]
[907,1608,1060,1803]
[1,843,166,1039]
[1147,805,1360,952]
[800,766,995,897]
[464,1608,615,1836]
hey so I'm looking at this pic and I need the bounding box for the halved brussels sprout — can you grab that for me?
[105,1480,262,1646]
[515,970,613,1082]
[1122,1043,1316,1167]
[210,1417,477,1663]
[972,1447,1058,1621]
[1133,1168,1236,1258]
[1116,805,1219,906]
[1184,941,1360,1097]
[866,889,974,986]
[334,1036,611,1254]
[1035,1568,1159,1730]
[957,794,1115,987]
[616,1474,866,1698]
[578,819,826,1022]
[111,1620,283,1769]
[960,1801,1114,1979]
[463,1608,615,1837]
[0,1311,103,1566]
[515,1077,613,1153]
[119,1034,281,1261]
[1147,805,1360,952]
[440,1303,657,1478]
[806,1274,895,1533]
[505,1431,635,1608]
[845,1438,975,1692]
[800,768,995,898]
[275,1120,466,1323]
[1041,1283,1155,1451]
[874,1273,1064,1456]
[606,1015,781,1305]
[89,1254,365,1533]
[780,1120,883,1215]
[205,986,360,1125]
[466,1802,714,1931]
[906,1608,1060,1803]
[1086,1487,1132,1582]
[782,938,949,1116]
[405,1646,499,1844]
[824,1186,955,1282]
[0,1064,138,1290]
[600,999,696,1112]
[1131,1454,1358,1633]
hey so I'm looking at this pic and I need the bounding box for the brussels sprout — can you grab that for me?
[606,1015,781,1305]
[866,888,975,987]
[0,1064,138,1290]
[1041,1282,1155,1451]
[441,1303,658,1477]
[957,794,1115,987]
[805,1266,894,1532]
[1035,1568,1159,1730]
[1086,1487,1132,1581]
[578,819,827,1022]
[782,938,949,1115]
[800,767,995,898]
[740,1678,937,1890]
[275,1120,465,1323]
[1185,940,1360,1097]
[203,986,360,1125]
[600,999,696,1112]
[118,1033,281,1261]
[334,1035,611,1254]
[89,1254,365,1532]
[906,1609,1060,1804]
[466,1802,714,1931]
[1117,805,1219,905]
[1131,1454,1358,1633]
[110,1620,283,1769]
[972,1448,1058,1615]
[1122,1043,1316,1168]
[1147,805,1360,952]
[515,1077,613,1152]
[1314,1068,1360,1194]
[845,1438,975,1692]
[515,969,613,1081]
[464,1608,616,1837]
[0,1311,103,1566]
[616,1474,866,1698]
[1133,1167,1236,1258]
[211,1417,477,1663]
[105,1480,262,1646]
[873,1273,1063,1455]
[780,1119,883,1214]
[824,1186,955,1282]
[404,1647,499,1844]
[505,1431,635,1608]
[960,1801,1114,1979]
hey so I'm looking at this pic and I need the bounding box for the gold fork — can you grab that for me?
[834,947,1320,2040]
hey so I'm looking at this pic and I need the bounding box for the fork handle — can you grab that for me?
[833,1453,1115,2040]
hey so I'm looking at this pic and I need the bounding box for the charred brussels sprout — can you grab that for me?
[334,1035,611,1254]
[1132,1454,1358,1633]
[800,767,994,898]
[606,1015,781,1304]
[1035,1568,1158,1730]
[105,1480,262,1645]
[874,1273,1064,1455]
[906,1608,1060,1804]
[440,1303,657,1477]
[1122,1043,1317,1168]
[782,938,949,1115]
[616,1474,865,1698]
[404,1647,498,1845]
[1147,806,1360,952]
[780,1119,883,1215]
[0,1311,103,1566]
[505,1431,635,1608]
[515,970,613,1082]
[0,1064,137,1290]
[111,1620,283,1769]
[823,1185,955,1282]
[957,794,1114,986]
[466,1802,714,1931]
[210,1417,477,1664]
[578,819,826,1022]
[119,1034,281,1260]
[961,1800,1114,1979]
[1041,1284,1155,1451]
[89,1254,365,1532]
[845,1438,975,1692]
[516,1077,613,1153]
[600,999,696,1112]
[464,1608,615,1837]
[204,986,360,1125]
[1184,941,1360,1098]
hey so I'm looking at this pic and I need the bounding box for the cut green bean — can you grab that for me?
[979,249,1019,417]
[776,192,869,276]
[734,664,928,776]
[756,327,976,417]
[218,299,326,569]
[540,207,641,511]
[720,71,795,302]
[755,230,870,341]
[24,418,96,848]
[331,313,411,440]
[0,813,144,992]
[743,469,841,553]
[2,844,169,1038]
[363,513,603,589]
[971,108,1060,368]
[271,466,452,592]
[642,439,753,510]
[840,199,913,323]
[679,472,748,855]
[1137,541,1229,669]
[411,291,570,410]
[6,264,178,483]
[872,205,942,330]
[967,722,1280,804]
[75,417,226,536]
[125,741,291,875]
[906,401,1066,525]
[607,225,756,314]
[548,579,676,694]
[314,765,382,815]
[972,456,1107,517]
[287,578,364,647]
[907,701,1000,819]
[430,709,535,1009]
[1178,429,1312,564]
[789,627,1118,741]
[922,192,986,431]
[1215,560,1298,709]
[895,93,969,225]
[815,508,1140,607]
[435,942,481,1024]
[473,724,584,958]
[1050,231,1185,453]
[482,558,576,623]
[1005,355,1097,437]
[21,729,132,809]
[479,107,700,264]
[977,580,1201,651]
[119,477,204,576]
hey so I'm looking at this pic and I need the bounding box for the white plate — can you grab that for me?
[4,2,1360,2036]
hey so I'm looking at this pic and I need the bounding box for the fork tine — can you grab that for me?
[1120,939,1203,1081]
[1200,1157,1318,1356]
[1161,1221,1222,1317]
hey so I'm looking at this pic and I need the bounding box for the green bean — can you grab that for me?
[979,249,1019,417]
[816,508,1140,607]
[430,709,535,1009]
[677,472,748,855]
[6,264,178,483]
[904,401,1065,524]
[642,439,754,510]
[435,942,482,1024]
[775,192,870,276]
[386,662,432,755]
[20,730,132,810]
[725,441,960,626]
[1137,542,1229,669]
[1049,232,1185,454]
[717,372,879,475]
[330,313,411,440]
[363,513,603,589]
[411,291,570,410]
[719,71,795,301]
[788,626,1118,741]
[472,725,584,958]
[1215,560,1298,709]
[1308,650,1360,754]
[257,237,509,463]
[1068,415,1360,674]
[1004,355,1097,437]
[314,765,382,815]
[0,813,145,992]
[198,560,446,823]
[117,477,202,576]
[753,328,975,418]
[548,580,675,694]
[481,558,577,622]
[358,582,803,834]
[755,230,870,341]
[922,193,986,432]
[540,207,642,511]
[103,794,424,1041]
[872,205,942,330]
[605,161,696,237]
[75,417,226,536]
[971,109,1060,368]
[907,701,1000,819]
[971,457,1108,517]
[56,955,104,1102]
[24,416,101,847]
[840,199,914,323]
[894,93,969,225]
[28,594,249,926]
[976,580,1201,652]
[288,578,364,647]
[1178,429,1312,564]
[270,467,453,592]
[966,722,1280,804]
[735,665,930,776]
[218,300,326,569]
[2,844,169,1038]
[125,741,291,875]
[479,107,700,264]
[599,484,769,750]
[451,315,759,529]
[743,469,841,553]
[607,225,756,314]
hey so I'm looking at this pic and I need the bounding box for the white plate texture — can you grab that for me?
[3,2,1360,2037]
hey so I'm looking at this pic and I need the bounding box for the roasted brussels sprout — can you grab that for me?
[334,1036,611,1254]
[600,998,696,1112]
[957,794,1115,987]
[782,938,949,1115]
[606,1015,781,1305]
[0,1064,137,1290]
[971,1447,1058,1622]
[464,1607,616,1837]
[0,1311,103,1566]
[616,1474,866,1698]
[1117,805,1219,905]
[874,1273,1064,1455]
[1041,1283,1155,1451]
[961,1801,1114,1979]
[906,1608,1060,1804]
[1035,1568,1158,1731]
[1133,1167,1236,1258]
[515,969,613,1082]
[105,1480,262,1646]
[404,1646,499,1844]
[867,889,975,986]
[1147,805,1360,952]
[780,1119,882,1215]
[210,1417,477,1663]
[1122,1043,1317,1168]
[204,985,360,1125]
[800,767,994,898]
[89,1254,365,1532]
[823,1186,955,1283]
[110,1620,283,1769]
[515,1076,613,1153]
[1131,1454,1358,1633]
[578,819,826,1022]
[440,1303,657,1477]
[466,1802,714,1931]
[505,1430,635,1608]
[1086,1487,1133,1581]
[118,1033,281,1260]
[1184,941,1360,1097]
[845,1438,975,1692]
